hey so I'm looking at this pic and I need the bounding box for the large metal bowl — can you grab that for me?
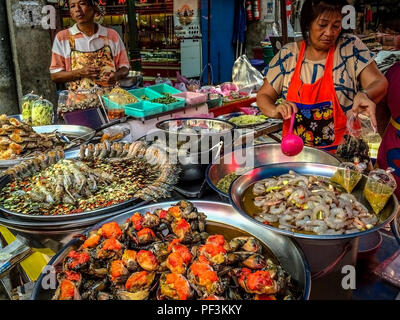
[206,144,341,201]
[31,200,311,300]
[229,162,399,296]
[229,162,399,240]
[0,124,95,169]
[0,140,175,222]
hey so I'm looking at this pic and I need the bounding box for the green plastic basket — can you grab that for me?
[263,46,274,65]
[149,83,181,95]
[207,97,223,108]
[162,97,185,112]
[124,101,164,118]
[128,87,163,102]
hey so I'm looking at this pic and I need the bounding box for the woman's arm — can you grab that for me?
[352,62,389,129]
[257,79,298,120]
[358,62,388,104]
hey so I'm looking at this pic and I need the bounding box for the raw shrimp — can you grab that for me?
[269,202,286,215]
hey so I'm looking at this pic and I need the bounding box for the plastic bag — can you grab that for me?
[232,55,264,93]
[364,168,397,214]
[358,113,382,159]
[21,91,39,125]
[336,113,371,165]
[175,82,187,92]
[31,97,54,126]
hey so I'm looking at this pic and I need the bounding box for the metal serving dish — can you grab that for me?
[229,162,399,240]
[217,112,278,129]
[0,201,148,250]
[31,200,311,300]
[0,173,145,223]
[0,141,171,222]
[206,144,341,201]
[229,163,400,293]
[0,124,95,169]
[156,118,236,137]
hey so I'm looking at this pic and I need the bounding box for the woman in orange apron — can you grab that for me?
[257,0,388,152]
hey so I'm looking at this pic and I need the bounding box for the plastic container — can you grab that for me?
[31,97,54,126]
[57,90,69,116]
[262,45,274,65]
[104,92,126,120]
[173,91,207,106]
[128,87,163,102]
[149,83,181,95]
[65,89,101,114]
[207,94,223,109]
[364,168,397,214]
[124,101,164,118]
[21,91,39,125]
[161,97,185,112]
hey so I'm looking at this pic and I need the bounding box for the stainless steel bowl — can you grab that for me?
[156,118,236,137]
[31,200,311,300]
[206,144,341,201]
[229,162,399,240]
[228,162,399,290]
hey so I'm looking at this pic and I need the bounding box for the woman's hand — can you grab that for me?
[352,91,377,131]
[77,66,100,79]
[275,101,298,120]
[101,72,117,85]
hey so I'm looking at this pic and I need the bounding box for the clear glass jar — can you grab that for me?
[21,91,39,125]
[364,168,397,214]
[31,97,54,126]
[57,90,69,116]
[106,92,126,120]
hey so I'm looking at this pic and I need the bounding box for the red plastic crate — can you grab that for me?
[209,97,257,117]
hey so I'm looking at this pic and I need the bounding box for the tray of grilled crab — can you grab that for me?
[32,201,309,300]
[0,114,96,168]
[0,140,180,221]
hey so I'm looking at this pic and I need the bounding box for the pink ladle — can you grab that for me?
[281,112,304,156]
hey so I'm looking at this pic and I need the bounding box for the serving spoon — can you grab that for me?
[281,112,304,156]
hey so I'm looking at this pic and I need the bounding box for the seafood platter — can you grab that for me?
[230,163,399,239]
[206,143,341,201]
[32,200,311,300]
[229,162,399,293]
[0,114,95,168]
[0,140,180,224]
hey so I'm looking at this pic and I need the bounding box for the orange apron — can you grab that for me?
[67,35,116,91]
[282,41,347,152]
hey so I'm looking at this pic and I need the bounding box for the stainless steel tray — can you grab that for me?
[230,162,399,240]
[31,200,311,300]
[206,144,341,200]
[0,124,95,169]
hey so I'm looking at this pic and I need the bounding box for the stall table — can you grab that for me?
[0,184,399,300]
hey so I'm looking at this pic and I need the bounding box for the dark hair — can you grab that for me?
[300,0,349,42]
[68,0,102,14]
